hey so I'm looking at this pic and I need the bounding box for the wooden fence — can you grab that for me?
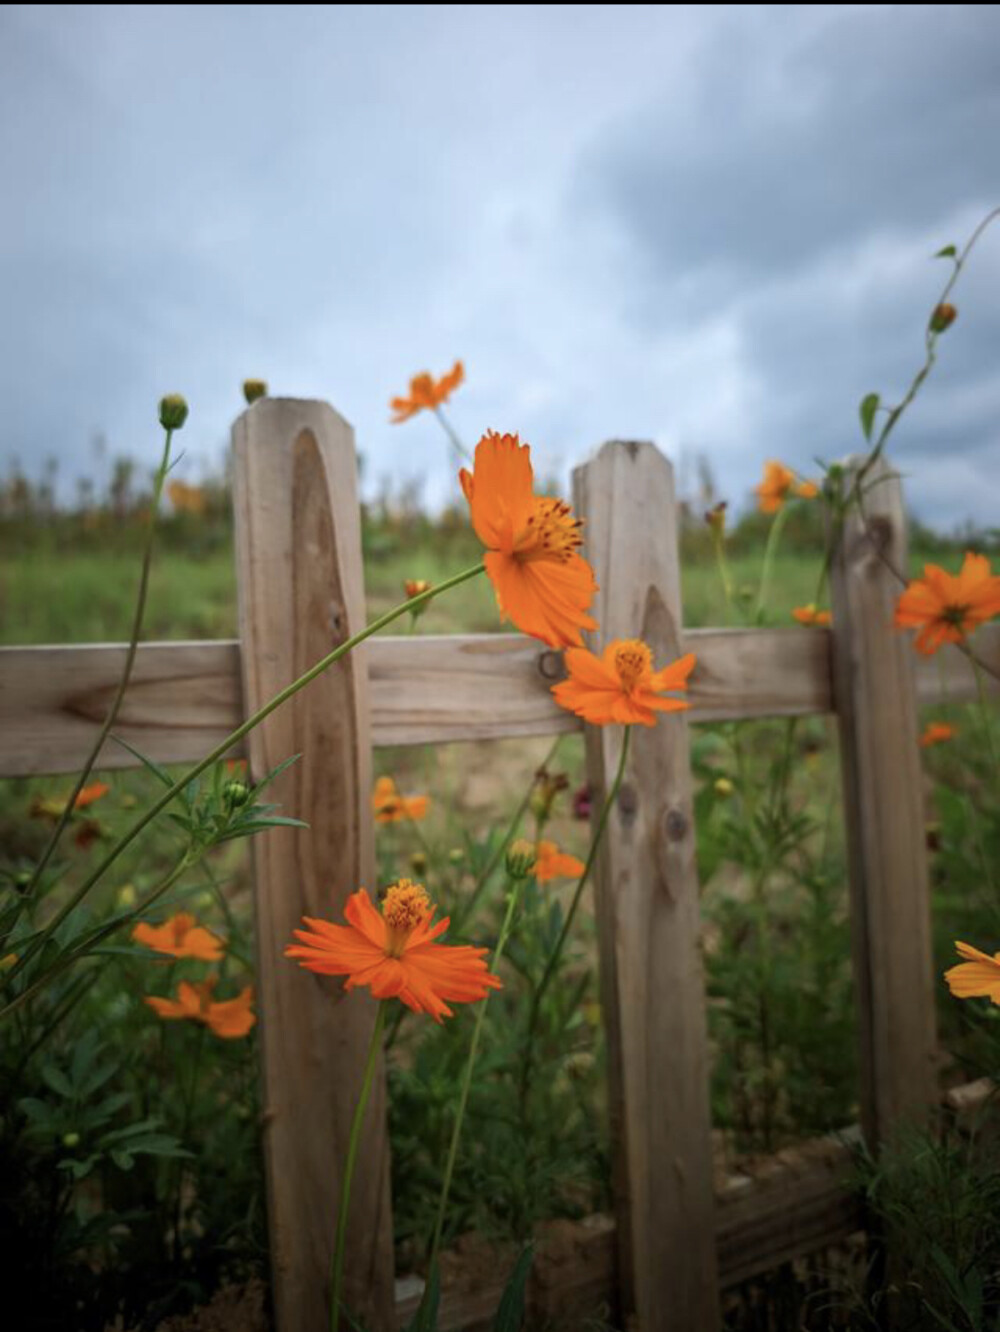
[2,398,998,1332]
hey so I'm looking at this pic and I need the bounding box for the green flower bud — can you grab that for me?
[159,394,189,431]
[505,839,537,879]
[243,379,268,404]
[62,1131,81,1149]
[409,851,428,876]
[223,780,250,809]
[929,303,957,334]
[448,848,464,865]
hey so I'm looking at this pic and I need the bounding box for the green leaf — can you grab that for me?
[492,1244,534,1331]
[859,392,880,441]
[934,244,957,259]
[41,1063,75,1099]
[406,1264,440,1332]
[110,735,175,788]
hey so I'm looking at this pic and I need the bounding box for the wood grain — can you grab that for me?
[829,459,938,1146]
[574,441,720,1331]
[231,399,394,1331]
[10,621,996,777]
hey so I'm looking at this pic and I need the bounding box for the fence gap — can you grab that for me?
[232,399,395,1331]
[829,456,937,1147]
[574,440,721,1331]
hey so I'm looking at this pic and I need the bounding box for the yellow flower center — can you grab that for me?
[382,879,431,955]
[613,639,653,691]
[516,498,583,565]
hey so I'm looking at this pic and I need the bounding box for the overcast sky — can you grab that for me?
[1,4,998,527]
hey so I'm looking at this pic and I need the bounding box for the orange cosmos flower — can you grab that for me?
[944,942,1000,1005]
[533,841,585,883]
[920,722,956,748]
[373,776,429,824]
[30,781,110,822]
[755,461,817,513]
[552,639,697,727]
[132,912,225,962]
[460,431,598,648]
[145,980,255,1038]
[285,881,501,1022]
[894,552,1000,655]
[792,604,832,627]
[390,360,464,423]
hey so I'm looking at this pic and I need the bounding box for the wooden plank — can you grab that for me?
[829,459,938,1146]
[231,399,394,1331]
[394,1131,865,1329]
[3,623,997,777]
[574,440,720,1330]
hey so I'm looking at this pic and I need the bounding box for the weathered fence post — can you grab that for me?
[232,400,395,1332]
[574,441,721,1332]
[829,458,937,1147]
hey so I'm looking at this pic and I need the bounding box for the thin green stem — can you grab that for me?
[20,426,176,907]
[330,1000,388,1332]
[2,563,486,1004]
[970,649,1000,790]
[754,503,791,624]
[433,405,473,464]
[425,872,524,1283]
[519,726,631,1110]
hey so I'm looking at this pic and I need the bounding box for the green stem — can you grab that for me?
[20,426,176,907]
[970,649,1000,790]
[330,1000,388,1332]
[519,726,631,1109]
[2,563,486,1004]
[433,405,473,464]
[425,872,524,1284]
[754,503,791,624]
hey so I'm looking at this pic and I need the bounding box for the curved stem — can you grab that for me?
[519,725,631,1111]
[330,1000,389,1331]
[21,426,176,905]
[433,405,473,464]
[754,503,791,624]
[1,564,486,1006]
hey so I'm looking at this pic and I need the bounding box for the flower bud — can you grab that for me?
[704,501,728,535]
[448,848,464,866]
[405,579,432,600]
[410,851,428,876]
[243,379,268,404]
[930,303,957,334]
[714,777,734,797]
[158,394,189,431]
[505,839,537,879]
[62,1131,81,1149]
[223,780,250,809]
[116,883,137,909]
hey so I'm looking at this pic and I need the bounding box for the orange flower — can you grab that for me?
[894,552,1000,655]
[944,942,1000,1004]
[404,579,432,599]
[285,881,502,1022]
[373,776,429,824]
[460,431,598,648]
[755,461,817,513]
[552,639,696,727]
[167,480,207,515]
[792,604,832,627]
[533,841,585,883]
[920,722,956,748]
[133,912,225,962]
[390,360,464,423]
[30,781,110,822]
[145,980,255,1038]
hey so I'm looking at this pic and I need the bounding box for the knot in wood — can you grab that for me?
[617,782,639,824]
[537,649,566,681]
[328,599,347,639]
[663,807,688,843]
[866,516,893,558]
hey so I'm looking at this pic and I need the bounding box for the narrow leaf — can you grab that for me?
[859,393,880,441]
[934,244,957,259]
[492,1244,534,1331]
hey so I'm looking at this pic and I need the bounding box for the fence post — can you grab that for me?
[829,458,937,1147]
[574,441,720,1332]
[232,399,395,1332]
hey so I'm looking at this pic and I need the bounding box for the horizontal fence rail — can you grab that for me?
[2,624,997,777]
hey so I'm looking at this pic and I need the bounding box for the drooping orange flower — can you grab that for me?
[755,461,817,513]
[390,360,464,423]
[792,604,832,627]
[460,431,598,648]
[533,841,585,883]
[920,722,956,748]
[285,881,502,1022]
[373,776,429,824]
[145,980,255,1038]
[944,942,1000,1005]
[552,639,696,727]
[30,781,110,822]
[133,912,225,962]
[894,552,1000,655]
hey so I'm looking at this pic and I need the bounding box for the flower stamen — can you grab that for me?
[382,879,431,956]
[613,639,653,691]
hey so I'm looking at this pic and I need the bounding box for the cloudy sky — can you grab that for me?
[1,4,998,526]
